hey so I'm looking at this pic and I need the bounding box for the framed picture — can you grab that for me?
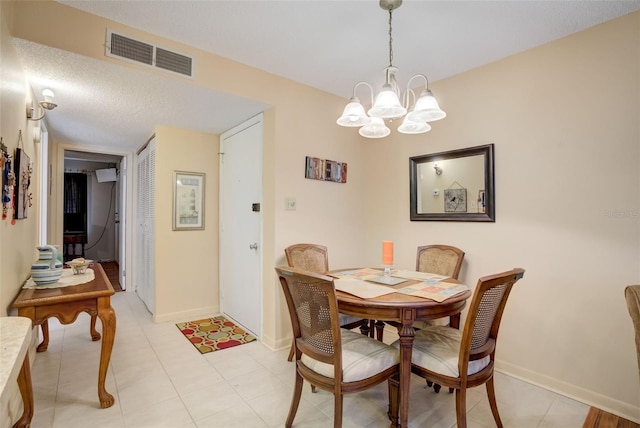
[444,188,467,213]
[14,148,32,219]
[173,171,205,230]
[305,156,347,183]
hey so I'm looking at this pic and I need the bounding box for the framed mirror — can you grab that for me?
[410,144,495,222]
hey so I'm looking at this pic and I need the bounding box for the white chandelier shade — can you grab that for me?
[359,117,391,139]
[336,96,371,127]
[406,89,446,122]
[336,0,446,139]
[397,115,432,134]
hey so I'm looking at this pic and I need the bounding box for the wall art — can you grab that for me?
[305,156,347,183]
[173,170,205,230]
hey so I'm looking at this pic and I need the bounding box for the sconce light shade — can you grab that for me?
[336,98,371,127]
[397,115,431,134]
[358,117,391,139]
[368,84,407,119]
[27,88,58,121]
[407,89,446,122]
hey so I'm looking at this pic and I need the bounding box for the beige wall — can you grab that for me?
[152,126,220,322]
[0,2,43,315]
[362,12,639,419]
[3,0,639,421]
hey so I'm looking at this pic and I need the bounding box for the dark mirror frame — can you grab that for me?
[410,144,495,222]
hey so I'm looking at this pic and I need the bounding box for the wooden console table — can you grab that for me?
[11,263,116,408]
[0,317,34,428]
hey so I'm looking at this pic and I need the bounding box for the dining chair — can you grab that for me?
[625,285,640,380]
[394,268,525,428]
[415,244,466,328]
[284,243,370,361]
[376,245,466,343]
[416,244,465,280]
[275,266,400,428]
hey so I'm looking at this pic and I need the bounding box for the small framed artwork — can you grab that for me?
[173,171,205,230]
[444,188,467,213]
[305,156,347,183]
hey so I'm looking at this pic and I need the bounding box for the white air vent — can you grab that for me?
[106,30,193,78]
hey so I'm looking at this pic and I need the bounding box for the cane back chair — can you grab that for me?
[397,268,525,428]
[276,266,399,428]
[284,243,369,361]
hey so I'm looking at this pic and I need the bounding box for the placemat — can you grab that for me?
[23,268,95,289]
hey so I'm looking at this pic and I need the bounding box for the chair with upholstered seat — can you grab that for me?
[396,268,525,428]
[625,285,640,380]
[285,243,370,361]
[276,266,400,428]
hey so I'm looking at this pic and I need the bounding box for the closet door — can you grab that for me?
[136,139,155,313]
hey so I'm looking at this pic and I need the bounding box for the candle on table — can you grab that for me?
[382,240,394,266]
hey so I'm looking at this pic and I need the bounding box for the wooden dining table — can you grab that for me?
[331,269,471,428]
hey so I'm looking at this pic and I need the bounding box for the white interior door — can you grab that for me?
[220,114,263,337]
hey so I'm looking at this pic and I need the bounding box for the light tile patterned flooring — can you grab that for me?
[28,291,591,427]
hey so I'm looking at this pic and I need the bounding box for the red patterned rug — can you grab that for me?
[176,316,256,354]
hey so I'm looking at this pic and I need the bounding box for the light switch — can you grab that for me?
[285,197,297,211]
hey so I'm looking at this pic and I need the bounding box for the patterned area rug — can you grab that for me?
[176,316,256,354]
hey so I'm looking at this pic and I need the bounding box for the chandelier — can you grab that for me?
[336,0,446,138]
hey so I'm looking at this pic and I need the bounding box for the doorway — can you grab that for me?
[220,114,263,337]
[62,149,126,290]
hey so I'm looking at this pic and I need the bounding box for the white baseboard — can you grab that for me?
[496,360,640,424]
[153,306,219,324]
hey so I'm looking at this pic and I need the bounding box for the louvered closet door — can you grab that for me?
[136,139,155,314]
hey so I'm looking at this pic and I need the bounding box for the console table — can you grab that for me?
[11,263,116,408]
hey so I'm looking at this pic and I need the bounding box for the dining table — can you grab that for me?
[330,268,472,428]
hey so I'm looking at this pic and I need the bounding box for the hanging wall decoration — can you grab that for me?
[304,156,347,183]
[1,137,15,221]
[444,181,467,213]
[14,131,33,220]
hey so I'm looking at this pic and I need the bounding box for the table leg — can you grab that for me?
[398,317,416,428]
[96,299,116,408]
[13,352,34,428]
[375,321,385,341]
[450,313,461,329]
[89,313,101,341]
[37,319,49,352]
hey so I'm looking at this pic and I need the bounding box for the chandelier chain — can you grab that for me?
[388,8,393,67]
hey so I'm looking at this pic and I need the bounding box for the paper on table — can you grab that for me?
[392,269,450,281]
[396,281,469,302]
[331,268,381,280]
[334,278,397,299]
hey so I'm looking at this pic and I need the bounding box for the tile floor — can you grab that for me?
[27,291,590,427]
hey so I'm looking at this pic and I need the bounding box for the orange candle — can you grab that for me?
[382,241,394,265]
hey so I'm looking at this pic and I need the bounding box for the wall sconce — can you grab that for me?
[27,89,57,121]
[434,163,443,175]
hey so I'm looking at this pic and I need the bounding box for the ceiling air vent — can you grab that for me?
[109,33,153,66]
[106,30,194,78]
[156,48,192,77]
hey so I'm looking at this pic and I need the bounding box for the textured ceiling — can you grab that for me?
[13,0,640,153]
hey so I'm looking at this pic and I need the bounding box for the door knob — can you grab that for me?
[249,243,258,250]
